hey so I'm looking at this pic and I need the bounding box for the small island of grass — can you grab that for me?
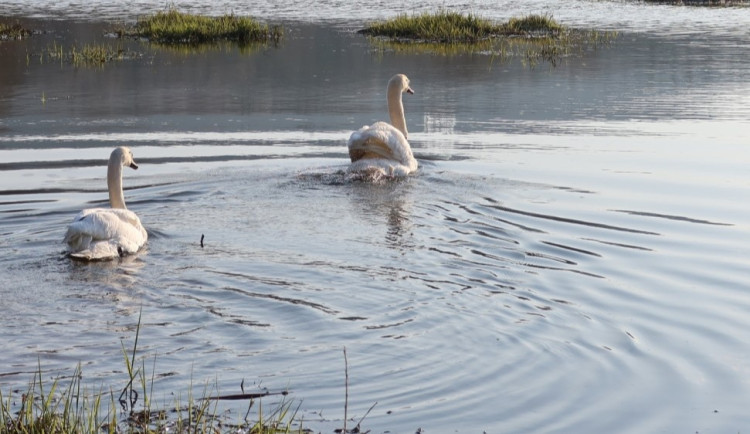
[359,11,616,67]
[131,9,282,44]
[359,12,563,43]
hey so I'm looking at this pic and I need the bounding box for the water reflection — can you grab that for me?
[2,14,750,434]
[65,253,147,312]
[346,179,417,252]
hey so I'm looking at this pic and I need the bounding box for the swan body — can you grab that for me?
[64,147,147,260]
[348,74,417,177]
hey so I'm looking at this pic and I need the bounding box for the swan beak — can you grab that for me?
[129,162,139,170]
[406,87,414,95]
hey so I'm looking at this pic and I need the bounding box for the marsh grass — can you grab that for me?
[0,22,32,40]
[0,363,105,433]
[359,11,564,43]
[359,11,502,43]
[131,9,282,45]
[0,312,304,433]
[362,11,616,66]
[502,14,564,35]
[39,40,141,66]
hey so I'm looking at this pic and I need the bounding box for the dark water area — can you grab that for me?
[1,10,750,433]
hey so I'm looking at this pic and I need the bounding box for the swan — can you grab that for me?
[64,146,147,260]
[348,73,418,177]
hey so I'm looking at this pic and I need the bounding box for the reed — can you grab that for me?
[133,9,282,44]
[0,312,304,433]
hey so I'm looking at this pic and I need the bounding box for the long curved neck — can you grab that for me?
[387,86,408,138]
[107,159,127,209]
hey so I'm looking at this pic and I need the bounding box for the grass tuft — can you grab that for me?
[502,14,564,34]
[132,9,282,44]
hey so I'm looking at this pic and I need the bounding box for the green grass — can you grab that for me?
[38,41,140,66]
[359,11,564,43]
[502,14,564,34]
[0,313,304,433]
[132,9,282,44]
[361,11,617,67]
[359,11,502,43]
[0,22,32,40]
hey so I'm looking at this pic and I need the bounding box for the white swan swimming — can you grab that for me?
[347,73,418,177]
[64,146,147,260]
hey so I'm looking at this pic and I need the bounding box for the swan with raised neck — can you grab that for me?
[387,73,414,138]
[64,146,147,260]
[347,74,417,177]
[108,146,139,209]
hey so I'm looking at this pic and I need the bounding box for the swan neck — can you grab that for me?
[107,159,127,209]
[387,86,408,138]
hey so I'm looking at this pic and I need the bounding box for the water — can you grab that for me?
[1,2,750,432]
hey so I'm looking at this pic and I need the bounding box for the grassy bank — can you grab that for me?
[0,315,304,433]
[131,9,282,44]
[0,366,301,434]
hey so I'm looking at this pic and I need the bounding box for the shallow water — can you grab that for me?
[2,2,750,432]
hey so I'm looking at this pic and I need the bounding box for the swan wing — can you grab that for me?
[65,208,147,260]
[347,122,417,176]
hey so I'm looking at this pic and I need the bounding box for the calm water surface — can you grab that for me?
[1,2,750,432]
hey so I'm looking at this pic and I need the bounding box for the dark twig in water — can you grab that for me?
[344,347,349,433]
[200,234,204,248]
[335,348,374,434]
[202,390,288,401]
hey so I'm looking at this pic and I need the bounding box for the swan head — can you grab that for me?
[111,146,139,170]
[389,74,414,96]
